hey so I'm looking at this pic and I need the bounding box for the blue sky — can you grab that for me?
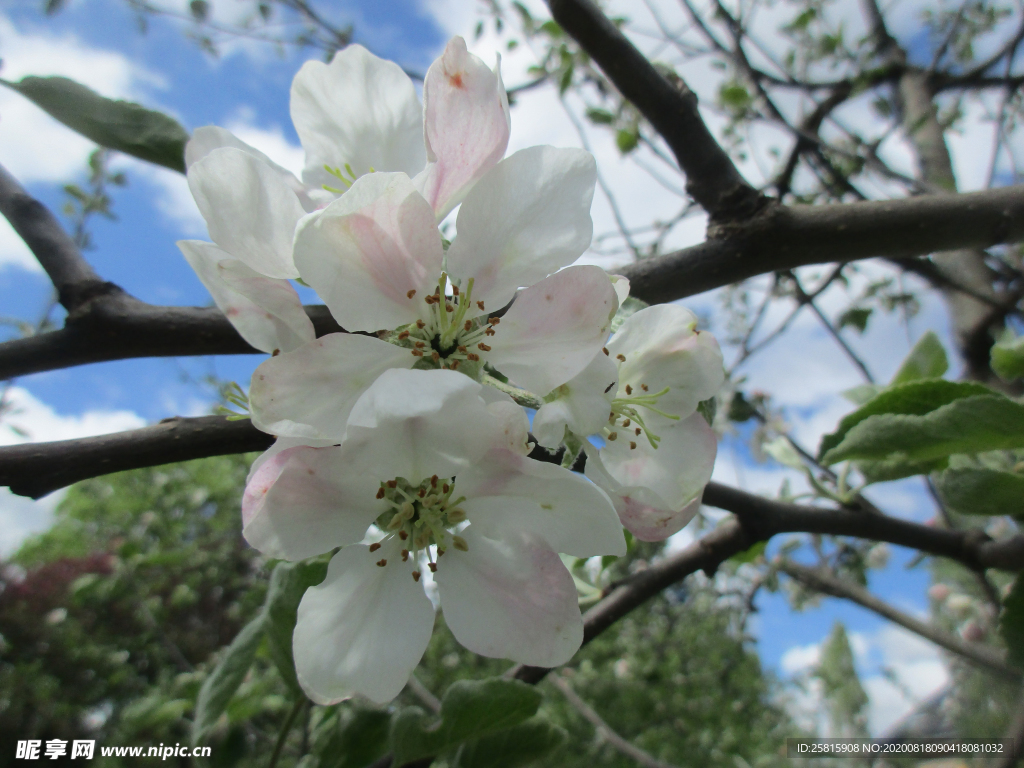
[0,0,992,734]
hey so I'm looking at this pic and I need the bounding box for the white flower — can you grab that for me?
[534,304,725,541]
[242,368,625,704]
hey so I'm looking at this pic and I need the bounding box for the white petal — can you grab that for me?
[588,412,717,541]
[608,304,725,419]
[246,436,337,485]
[485,399,531,455]
[179,240,315,354]
[610,274,630,306]
[345,368,506,478]
[187,148,305,279]
[435,527,582,667]
[415,37,510,220]
[446,146,596,310]
[249,333,415,440]
[241,445,380,560]
[185,125,317,211]
[291,44,425,192]
[533,351,619,449]
[487,266,616,395]
[293,173,442,332]
[294,540,435,705]
[458,449,625,557]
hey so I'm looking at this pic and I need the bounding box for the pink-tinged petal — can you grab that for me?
[346,368,507,479]
[249,333,416,440]
[246,436,337,485]
[187,148,305,279]
[608,304,725,419]
[291,44,425,193]
[415,37,510,220]
[294,540,435,704]
[586,413,717,541]
[294,173,443,332]
[533,351,619,449]
[179,240,314,355]
[185,126,317,212]
[487,266,617,396]
[458,449,624,557]
[242,445,381,560]
[446,146,596,310]
[435,527,582,667]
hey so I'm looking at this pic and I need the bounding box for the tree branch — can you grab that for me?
[778,559,1019,680]
[545,0,765,221]
[0,163,113,312]
[616,184,1024,304]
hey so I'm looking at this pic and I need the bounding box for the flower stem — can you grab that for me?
[481,374,543,409]
[268,698,304,768]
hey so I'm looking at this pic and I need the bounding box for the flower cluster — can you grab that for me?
[181,37,724,705]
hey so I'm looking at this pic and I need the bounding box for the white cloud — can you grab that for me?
[0,14,165,187]
[0,386,146,557]
[781,641,822,674]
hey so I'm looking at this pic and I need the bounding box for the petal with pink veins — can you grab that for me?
[179,240,314,355]
[294,540,435,704]
[436,527,583,667]
[249,333,416,440]
[241,445,382,560]
[487,265,617,396]
[414,37,510,220]
[445,146,596,310]
[294,173,443,332]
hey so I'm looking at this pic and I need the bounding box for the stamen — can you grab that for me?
[399,530,409,540]
[418,488,426,498]
[398,331,410,340]
[458,345,467,354]
[477,343,491,351]
[464,320,472,331]
[622,419,631,427]
[467,353,480,361]
[476,301,485,310]
[641,384,649,391]
[488,317,500,326]
[625,384,633,395]
[376,559,387,567]
[443,483,450,494]
[630,441,637,449]
[608,432,618,441]
[417,319,426,329]
[485,327,495,336]
[376,487,386,499]
[431,350,440,363]
[453,285,460,296]
[369,542,382,552]
[387,480,397,488]
[414,341,426,348]
[616,354,626,362]
[407,289,417,299]
[412,571,421,581]
[452,536,469,551]
[428,563,438,573]
[602,347,609,355]
[411,349,423,357]
[402,549,410,562]
[636,427,642,435]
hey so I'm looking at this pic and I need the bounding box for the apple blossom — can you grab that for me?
[534,304,725,541]
[242,368,625,704]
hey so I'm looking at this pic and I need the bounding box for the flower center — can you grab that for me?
[370,474,469,581]
[601,349,679,451]
[389,273,499,377]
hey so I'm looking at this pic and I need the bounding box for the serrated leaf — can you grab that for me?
[391,678,542,766]
[822,394,1024,465]
[889,331,948,385]
[192,611,267,744]
[934,467,1024,517]
[2,76,189,172]
[992,331,1024,382]
[265,558,330,693]
[456,717,566,768]
[1000,576,1024,668]
[313,707,391,768]
[856,456,947,484]
[818,380,993,461]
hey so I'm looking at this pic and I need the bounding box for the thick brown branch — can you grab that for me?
[618,185,1024,304]
[545,0,764,220]
[0,416,273,498]
[0,163,113,312]
[779,560,1019,680]
[0,301,343,380]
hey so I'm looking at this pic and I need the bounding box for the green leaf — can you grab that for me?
[615,128,639,154]
[697,397,716,427]
[822,395,1024,465]
[718,81,752,112]
[2,76,189,172]
[456,717,567,768]
[192,611,267,744]
[391,678,542,765]
[837,307,872,334]
[992,331,1024,382]
[585,107,616,124]
[265,558,329,693]
[889,331,948,385]
[313,707,392,768]
[818,380,993,461]
[189,0,210,21]
[841,384,882,405]
[856,456,947,484]
[610,295,649,334]
[729,540,767,565]
[1000,576,1024,668]
[934,467,1024,517]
